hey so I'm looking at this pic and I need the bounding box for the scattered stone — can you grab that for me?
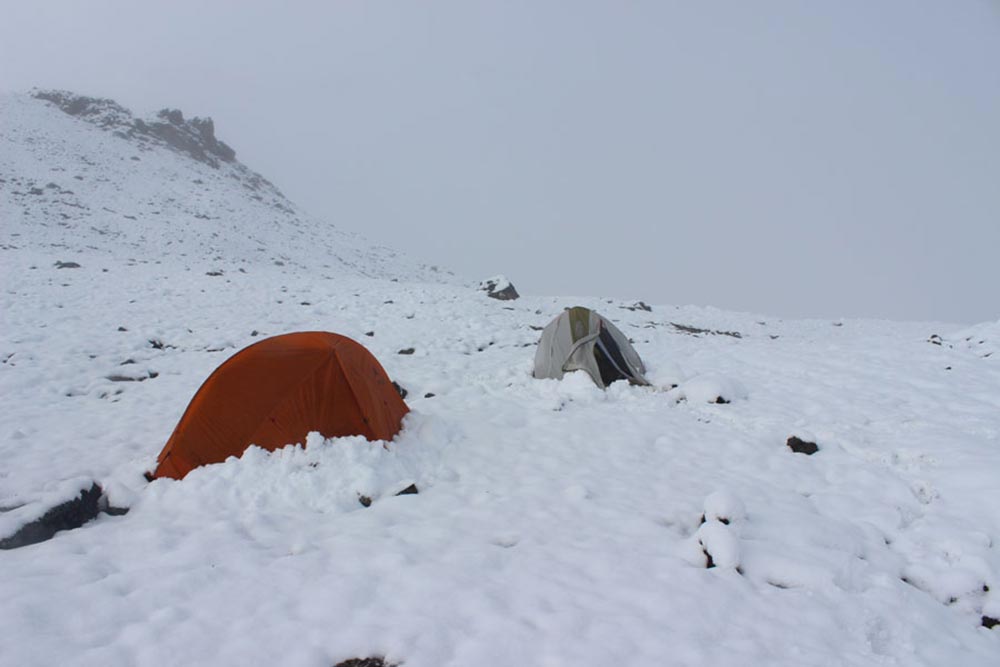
[398,348,415,355]
[392,381,408,399]
[117,326,128,332]
[250,330,259,337]
[396,484,419,496]
[715,396,730,405]
[983,616,999,629]
[54,260,81,269]
[205,270,224,277]
[787,436,819,455]
[365,331,375,337]
[621,301,652,312]
[358,495,372,508]
[479,275,519,301]
[106,371,157,382]
[670,322,742,338]
[423,392,435,398]
[928,334,943,346]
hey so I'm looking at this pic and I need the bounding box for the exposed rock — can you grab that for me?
[983,615,999,629]
[54,260,81,269]
[787,436,819,455]
[479,275,519,301]
[357,495,372,508]
[621,301,652,312]
[0,483,103,549]
[34,89,238,168]
[398,347,415,355]
[395,484,419,496]
[670,322,742,339]
[334,658,395,667]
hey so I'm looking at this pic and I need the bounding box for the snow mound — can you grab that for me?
[666,373,748,404]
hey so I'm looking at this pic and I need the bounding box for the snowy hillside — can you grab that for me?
[2,91,1000,666]
[0,90,451,281]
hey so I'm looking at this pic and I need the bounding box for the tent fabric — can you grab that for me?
[533,307,650,388]
[152,332,408,480]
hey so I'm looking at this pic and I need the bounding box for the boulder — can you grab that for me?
[787,436,819,455]
[479,275,519,301]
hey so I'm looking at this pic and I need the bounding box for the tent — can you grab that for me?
[533,307,650,388]
[151,332,409,480]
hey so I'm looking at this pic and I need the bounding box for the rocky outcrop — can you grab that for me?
[135,109,236,166]
[34,89,237,168]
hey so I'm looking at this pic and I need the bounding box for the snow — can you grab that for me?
[479,274,512,292]
[2,91,1000,665]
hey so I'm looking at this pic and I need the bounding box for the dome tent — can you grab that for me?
[533,307,650,388]
[151,332,409,480]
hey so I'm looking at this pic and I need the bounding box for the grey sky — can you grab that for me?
[3,1,999,323]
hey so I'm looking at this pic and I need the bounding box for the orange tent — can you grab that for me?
[152,332,409,480]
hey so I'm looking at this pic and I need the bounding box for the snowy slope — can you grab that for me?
[0,90,452,281]
[2,92,999,666]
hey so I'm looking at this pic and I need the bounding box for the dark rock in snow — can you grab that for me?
[397,348,415,355]
[54,261,81,269]
[0,483,103,550]
[787,436,819,455]
[983,616,998,629]
[358,495,372,508]
[423,392,436,398]
[479,276,519,301]
[396,484,419,496]
[334,658,395,667]
[621,301,652,312]
[364,331,375,337]
[671,322,743,339]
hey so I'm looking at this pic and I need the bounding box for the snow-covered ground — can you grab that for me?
[2,91,999,666]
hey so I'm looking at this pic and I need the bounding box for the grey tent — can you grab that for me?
[533,307,650,388]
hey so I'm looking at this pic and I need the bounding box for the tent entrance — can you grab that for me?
[593,325,634,386]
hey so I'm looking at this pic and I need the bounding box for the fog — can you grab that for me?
[3,0,998,322]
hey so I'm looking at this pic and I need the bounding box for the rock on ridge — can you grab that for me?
[33,89,238,169]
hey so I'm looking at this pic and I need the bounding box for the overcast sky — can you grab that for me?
[2,1,998,323]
